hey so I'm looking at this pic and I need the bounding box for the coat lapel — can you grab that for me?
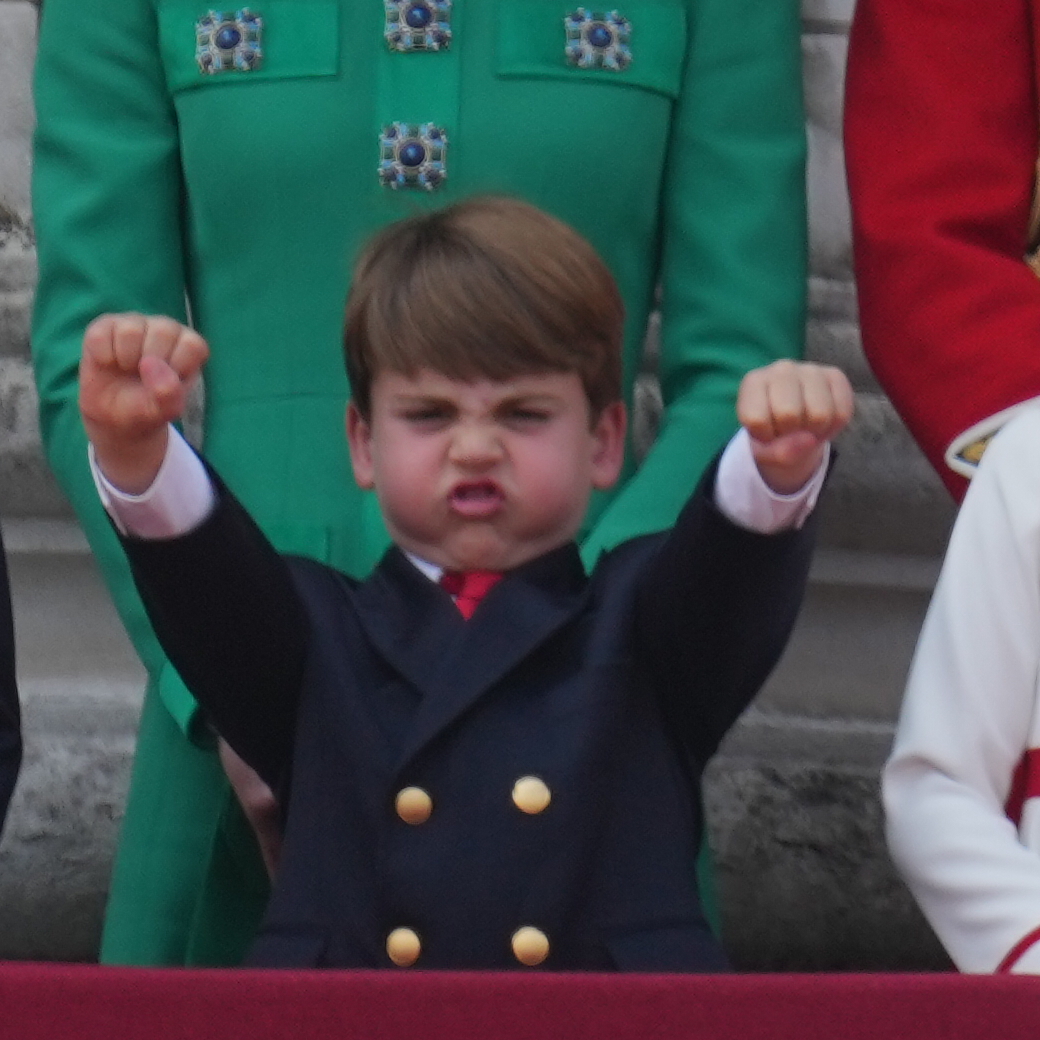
[351,547,463,699]
[352,544,589,770]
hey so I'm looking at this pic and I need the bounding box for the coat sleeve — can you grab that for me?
[633,459,819,767]
[120,472,310,790]
[580,0,807,562]
[31,0,205,736]
[845,0,1040,501]
[884,407,1040,974]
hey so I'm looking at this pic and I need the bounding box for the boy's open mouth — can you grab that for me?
[449,480,504,518]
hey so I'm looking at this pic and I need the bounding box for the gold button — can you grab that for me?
[386,927,422,966]
[512,776,551,815]
[511,926,550,966]
[395,786,433,825]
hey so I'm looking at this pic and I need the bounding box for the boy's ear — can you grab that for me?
[590,400,626,491]
[345,402,376,490]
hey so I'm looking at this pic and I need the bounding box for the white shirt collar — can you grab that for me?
[404,551,442,583]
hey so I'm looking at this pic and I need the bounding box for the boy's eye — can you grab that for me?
[403,406,451,424]
[504,407,551,425]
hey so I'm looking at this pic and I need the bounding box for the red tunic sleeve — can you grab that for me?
[845,0,1040,499]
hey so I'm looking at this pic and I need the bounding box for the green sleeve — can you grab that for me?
[581,0,808,564]
[32,0,204,737]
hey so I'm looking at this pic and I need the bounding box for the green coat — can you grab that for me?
[31,0,806,965]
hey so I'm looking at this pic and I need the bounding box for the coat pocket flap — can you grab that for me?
[159,1,339,94]
[497,0,686,99]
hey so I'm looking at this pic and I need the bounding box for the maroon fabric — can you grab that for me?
[1005,748,1040,826]
[998,924,1040,973]
[3,965,1040,1040]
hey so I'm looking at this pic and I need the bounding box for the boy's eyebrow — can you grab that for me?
[389,392,455,406]
[493,393,559,409]
[388,389,563,409]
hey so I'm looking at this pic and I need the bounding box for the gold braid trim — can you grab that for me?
[1028,153,1040,276]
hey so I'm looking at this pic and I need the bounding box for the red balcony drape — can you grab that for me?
[2,964,1039,1040]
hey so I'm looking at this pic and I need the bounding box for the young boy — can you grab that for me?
[80,197,852,971]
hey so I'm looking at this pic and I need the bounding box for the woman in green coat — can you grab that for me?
[31,0,807,965]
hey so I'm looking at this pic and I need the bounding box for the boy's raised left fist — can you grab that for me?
[80,314,209,494]
[737,360,854,495]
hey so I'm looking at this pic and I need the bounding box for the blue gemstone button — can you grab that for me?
[385,0,451,50]
[196,9,264,74]
[564,8,631,71]
[379,122,447,190]
[215,24,242,48]
[405,3,432,28]
[399,141,427,167]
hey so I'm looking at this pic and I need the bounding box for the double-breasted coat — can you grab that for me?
[31,0,807,963]
[119,459,818,970]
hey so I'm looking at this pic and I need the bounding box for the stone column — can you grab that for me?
[0,0,144,960]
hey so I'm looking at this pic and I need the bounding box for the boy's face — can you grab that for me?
[346,369,625,571]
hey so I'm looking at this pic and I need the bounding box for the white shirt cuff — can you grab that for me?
[713,427,828,534]
[89,426,216,539]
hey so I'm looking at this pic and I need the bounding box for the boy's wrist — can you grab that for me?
[755,448,825,496]
[89,423,170,496]
[749,434,827,496]
[715,430,826,534]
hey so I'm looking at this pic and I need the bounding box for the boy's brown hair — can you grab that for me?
[344,196,624,420]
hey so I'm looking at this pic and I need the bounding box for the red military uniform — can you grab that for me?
[845,0,1040,499]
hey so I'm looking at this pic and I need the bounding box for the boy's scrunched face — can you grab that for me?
[346,369,625,572]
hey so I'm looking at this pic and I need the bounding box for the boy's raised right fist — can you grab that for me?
[79,314,209,494]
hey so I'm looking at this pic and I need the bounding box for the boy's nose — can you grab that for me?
[448,422,504,467]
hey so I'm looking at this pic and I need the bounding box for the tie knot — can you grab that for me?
[439,570,504,618]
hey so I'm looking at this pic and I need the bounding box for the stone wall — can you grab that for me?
[0,0,955,967]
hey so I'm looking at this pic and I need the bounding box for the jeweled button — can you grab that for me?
[396,786,433,825]
[511,926,550,966]
[586,21,612,47]
[405,3,432,28]
[512,776,551,815]
[379,122,447,190]
[399,141,427,167]
[215,24,242,48]
[387,927,422,966]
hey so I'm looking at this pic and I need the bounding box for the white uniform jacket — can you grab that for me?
[886,404,1040,973]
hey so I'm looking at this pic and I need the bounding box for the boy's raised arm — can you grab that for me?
[636,360,852,762]
[79,314,306,790]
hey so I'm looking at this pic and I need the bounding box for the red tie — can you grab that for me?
[439,570,503,619]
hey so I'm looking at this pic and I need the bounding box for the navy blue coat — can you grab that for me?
[121,459,816,971]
